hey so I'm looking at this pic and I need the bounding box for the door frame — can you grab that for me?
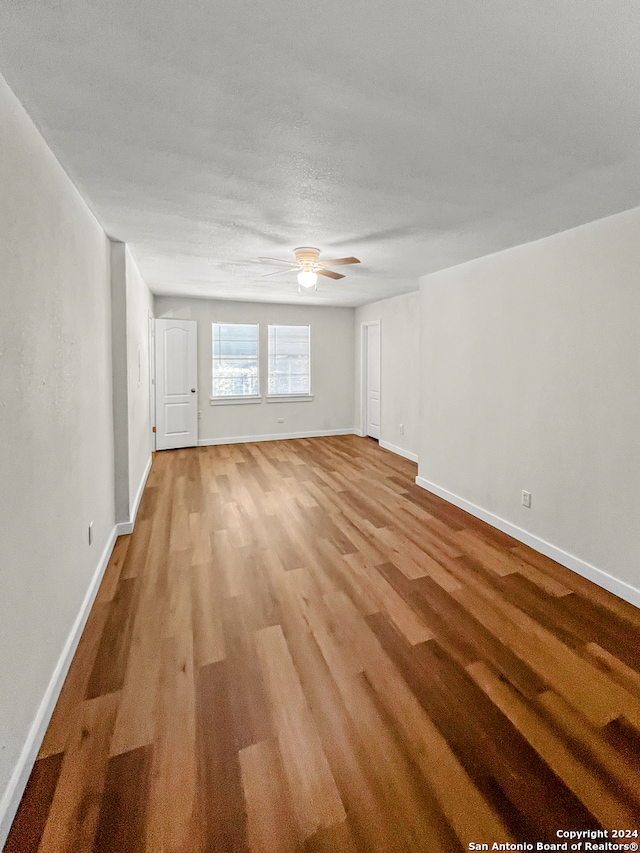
[149,313,156,451]
[153,317,199,450]
[360,320,381,439]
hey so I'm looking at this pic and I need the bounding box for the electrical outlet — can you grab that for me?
[198,410,202,419]
[522,490,531,508]
[277,417,284,424]
[88,522,94,545]
[399,424,404,435]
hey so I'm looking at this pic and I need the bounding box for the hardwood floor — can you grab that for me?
[5,435,640,852]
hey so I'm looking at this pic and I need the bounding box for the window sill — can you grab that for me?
[210,395,262,406]
[266,394,314,403]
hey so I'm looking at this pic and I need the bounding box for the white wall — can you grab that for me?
[111,244,153,529]
[0,73,116,839]
[110,241,129,522]
[418,206,640,604]
[154,297,355,443]
[125,247,153,518]
[355,291,420,461]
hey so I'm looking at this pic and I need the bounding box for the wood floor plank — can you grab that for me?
[189,511,214,565]
[366,614,601,840]
[284,588,450,853]
[3,752,64,853]
[454,579,640,728]
[318,543,379,617]
[95,533,131,604]
[266,511,445,853]
[219,595,275,750]
[10,436,640,852]
[583,641,640,700]
[537,689,640,810]
[254,624,346,840]
[37,692,120,853]
[455,529,520,577]
[38,600,111,759]
[121,517,153,580]
[324,590,513,849]
[108,477,172,756]
[197,660,248,853]
[334,670,466,853]
[467,660,640,827]
[93,746,152,853]
[211,528,244,599]
[510,544,640,626]
[145,633,200,853]
[343,554,433,645]
[191,562,226,668]
[170,475,191,552]
[239,739,299,853]
[108,573,163,757]
[304,822,359,853]
[85,578,138,700]
[377,561,548,698]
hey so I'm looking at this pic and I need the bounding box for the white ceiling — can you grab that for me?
[2,0,640,307]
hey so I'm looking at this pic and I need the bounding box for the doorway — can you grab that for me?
[154,318,198,450]
[361,321,381,440]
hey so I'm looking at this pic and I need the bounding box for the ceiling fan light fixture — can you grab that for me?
[297,270,318,288]
[259,247,359,288]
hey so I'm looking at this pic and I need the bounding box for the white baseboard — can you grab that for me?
[415,476,640,609]
[116,454,152,535]
[0,526,118,848]
[379,440,419,464]
[198,428,356,447]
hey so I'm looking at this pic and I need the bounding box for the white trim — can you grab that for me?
[379,440,419,463]
[116,454,152,535]
[415,476,640,609]
[266,394,313,403]
[210,395,262,406]
[0,526,119,848]
[198,428,356,447]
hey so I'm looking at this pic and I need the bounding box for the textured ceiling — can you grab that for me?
[2,0,640,306]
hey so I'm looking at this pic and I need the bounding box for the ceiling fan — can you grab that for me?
[259,247,360,290]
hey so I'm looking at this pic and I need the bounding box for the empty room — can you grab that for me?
[1,1,640,851]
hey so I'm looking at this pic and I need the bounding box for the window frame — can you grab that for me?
[266,323,312,399]
[211,321,261,401]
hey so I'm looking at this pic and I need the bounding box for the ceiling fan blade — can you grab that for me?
[261,268,294,278]
[317,256,360,266]
[258,257,299,266]
[317,269,345,280]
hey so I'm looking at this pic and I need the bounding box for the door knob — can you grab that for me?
[191,388,197,393]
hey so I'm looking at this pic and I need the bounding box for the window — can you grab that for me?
[268,325,310,395]
[212,323,259,397]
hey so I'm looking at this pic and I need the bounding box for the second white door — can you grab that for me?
[154,318,198,450]
[365,322,381,439]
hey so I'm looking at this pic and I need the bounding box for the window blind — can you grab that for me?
[268,325,310,395]
[212,323,259,396]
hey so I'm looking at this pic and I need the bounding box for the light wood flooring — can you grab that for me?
[5,435,640,852]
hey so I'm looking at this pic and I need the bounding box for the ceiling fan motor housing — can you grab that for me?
[294,247,321,270]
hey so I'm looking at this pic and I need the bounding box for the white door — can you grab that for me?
[365,322,381,439]
[154,318,198,450]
